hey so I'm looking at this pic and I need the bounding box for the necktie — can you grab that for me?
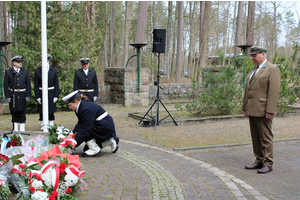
[250,66,258,84]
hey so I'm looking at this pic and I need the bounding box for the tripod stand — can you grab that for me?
[139,53,178,130]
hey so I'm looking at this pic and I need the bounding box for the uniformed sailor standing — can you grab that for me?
[4,56,31,131]
[73,58,98,102]
[34,54,60,130]
[62,90,119,157]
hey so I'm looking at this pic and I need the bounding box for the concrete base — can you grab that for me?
[0,103,10,114]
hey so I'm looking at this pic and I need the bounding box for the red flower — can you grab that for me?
[35,174,42,181]
[6,142,11,148]
[29,186,35,193]
[48,195,55,200]
[12,138,18,144]
[59,167,65,174]
[59,163,67,174]
[65,140,71,146]
[51,191,58,197]
[65,187,72,194]
[28,179,33,185]
[38,189,44,192]
[0,154,9,163]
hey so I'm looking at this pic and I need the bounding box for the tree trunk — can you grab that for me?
[92,2,96,26]
[123,1,131,67]
[152,2,156,29]
[21,2,27,28]
[135,1,149,43]
[199,1,205,54]
[166,1,173,80]
[246,1,255,49]
[197,1,211,82]
[151,1,156,81]
[175,1,184,83]
[109,2,115,68]
[104,2,108,68]
[222,2,231,66]
[234,1,243,56]
[0,1,3,41]
[273,2,277,54]
[187,2,195,78]
[86,2,90,29]
[192,2,200,78]
[216,2,219,50]
[228,2,237,64]
[5,2,11,60]
[171,3,178,78]
[132,1,148,68]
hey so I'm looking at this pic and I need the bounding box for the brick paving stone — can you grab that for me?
[8,122,299,200]
[117,141,250,199]
[183,140,300,200]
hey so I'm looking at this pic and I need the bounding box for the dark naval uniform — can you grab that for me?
[34,66,59,120]
[73,100,117,147]
[4,67,31,123]
[73,58,98,102]
[73,68,98,102]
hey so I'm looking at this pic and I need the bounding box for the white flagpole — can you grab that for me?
[41,1,49,132]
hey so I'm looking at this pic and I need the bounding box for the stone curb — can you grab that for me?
[174,137,300,151]
[129,110,300,126]
[121,139,267,200]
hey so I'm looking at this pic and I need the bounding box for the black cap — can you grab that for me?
[47,54,52,61]
[11,56,23,62]
[62,90,79,103]
[80,58,90,64]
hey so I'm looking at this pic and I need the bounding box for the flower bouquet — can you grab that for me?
[10,145,86,200]
[24,136,49,158]
[0,152,24,200]
[48,124,77,149]
[0,153,12,200]
[0,133,24,152]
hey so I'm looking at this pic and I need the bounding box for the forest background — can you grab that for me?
[0,1,300,112]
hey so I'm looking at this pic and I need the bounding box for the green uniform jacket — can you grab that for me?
[242,61,281,117]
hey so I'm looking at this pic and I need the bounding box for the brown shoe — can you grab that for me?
[257,165,272,173]
[245,163,263,169]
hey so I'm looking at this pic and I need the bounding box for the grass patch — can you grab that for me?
[0,104,299,149]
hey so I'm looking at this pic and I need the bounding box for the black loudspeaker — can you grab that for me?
[152,29,166,53]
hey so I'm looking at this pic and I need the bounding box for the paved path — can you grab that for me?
[183,140,300,200]
[74,137,300,200]
[4,129,300,199]
[74,136,300,200]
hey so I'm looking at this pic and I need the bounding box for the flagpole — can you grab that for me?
[41,1,49,132]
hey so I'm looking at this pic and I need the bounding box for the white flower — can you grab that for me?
[41,170,52,188]
[64,173,78,187]
[58,182,67,196]
[31,190,48,200]
[32,179,43,189]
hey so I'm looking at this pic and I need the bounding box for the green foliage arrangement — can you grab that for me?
[183,43,300,116]
[48,124,60,145]
[273,42,300,112]
[0,185,11,200]
[184,66,243,116]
